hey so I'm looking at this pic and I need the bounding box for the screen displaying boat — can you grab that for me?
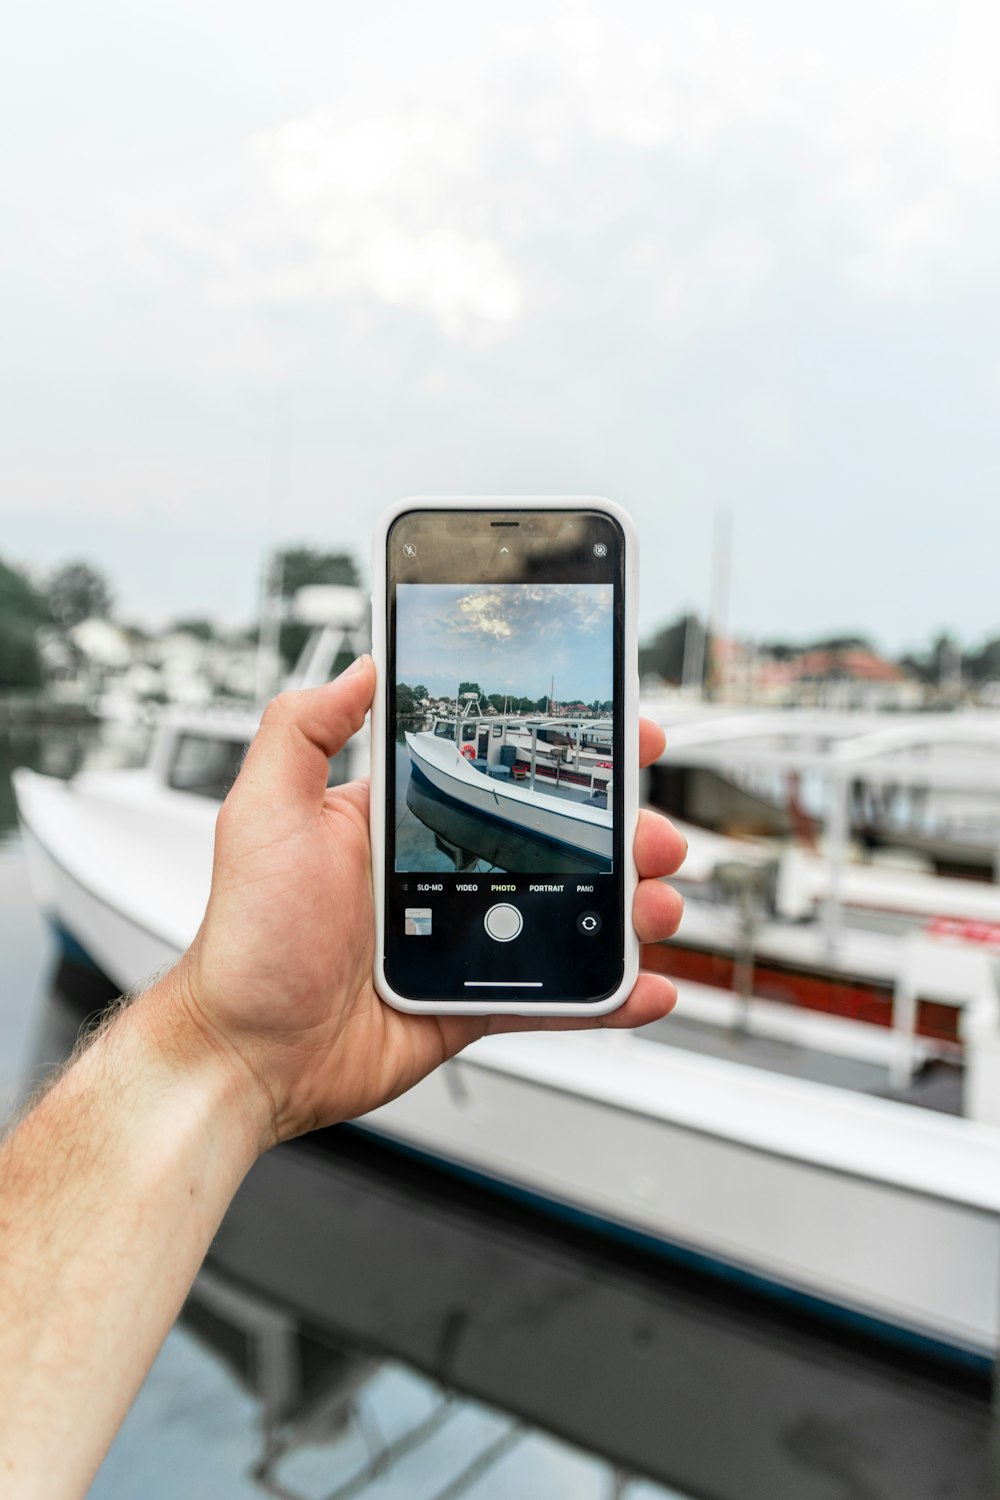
[393,582,614,874]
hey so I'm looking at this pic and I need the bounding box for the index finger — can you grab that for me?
[232,657,376,831]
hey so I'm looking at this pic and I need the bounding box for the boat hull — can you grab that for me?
[365,1035,1000,1364]
[13,765,1000,1363]
[405,732,612,862]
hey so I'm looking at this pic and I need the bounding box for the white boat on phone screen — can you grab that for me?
[404,707,613,866]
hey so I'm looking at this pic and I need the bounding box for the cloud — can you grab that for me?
[234,113,523,337]
[455,591,514,640]
[7,0,1000,649]
[450,585,612,644]
[398,582,613,701]
[20,0,1000,369]
[92,103,525,347]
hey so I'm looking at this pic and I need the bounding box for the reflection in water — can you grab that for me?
[0,727,96,837]
[29,959,997,1500]
[405,775,608,876]
[0,723,151,841]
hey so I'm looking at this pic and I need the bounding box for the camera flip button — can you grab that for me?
[484,904,523,942]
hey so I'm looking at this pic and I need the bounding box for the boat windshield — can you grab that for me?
[167,734,248,800]
[166,729,350,798]
[167,731,351,798]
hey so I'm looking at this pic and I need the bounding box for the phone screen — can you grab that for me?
[384,507,626,1004]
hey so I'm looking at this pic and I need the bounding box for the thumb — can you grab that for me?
[229,656,375,828]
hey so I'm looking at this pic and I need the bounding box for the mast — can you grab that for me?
[707,507,732,702]
[254,550,284,704]
[681,614,706,697]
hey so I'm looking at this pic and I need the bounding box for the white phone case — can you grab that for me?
[370,495,640,1016]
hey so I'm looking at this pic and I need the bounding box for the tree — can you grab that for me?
[169,617,215,641]
[898,650,934,685]
[0,623,43,689]
[0,558,48,688]
[899,631,961,688]
[277,547,360,597]
[639,614,709,685]
[967,636,1000,684]
[458,681,482,698]
[819,635,871,653]
[396,682,432,716]
[761,633,874,661]
[273,547,362,668]
[46,562,112,629]
[0,559,49,627]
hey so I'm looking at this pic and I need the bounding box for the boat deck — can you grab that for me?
[517,775,606,808]
[643,1012,964,1115]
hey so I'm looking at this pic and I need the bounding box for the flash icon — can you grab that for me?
[593,543,608,557]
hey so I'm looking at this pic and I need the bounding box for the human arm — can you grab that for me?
[0,656,685,1497]
[0,986,259,1498]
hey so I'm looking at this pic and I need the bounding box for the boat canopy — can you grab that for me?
[656,711,1000,792]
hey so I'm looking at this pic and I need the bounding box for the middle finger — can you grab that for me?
[634,807,687,879]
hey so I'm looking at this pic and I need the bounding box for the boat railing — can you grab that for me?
[896,933,1000,1117]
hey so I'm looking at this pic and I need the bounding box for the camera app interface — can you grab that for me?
[385,509,625,1004]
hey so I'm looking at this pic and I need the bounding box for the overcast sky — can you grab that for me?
[397,583,613,702]
[3,0,999,651]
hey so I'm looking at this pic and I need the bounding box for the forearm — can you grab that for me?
[0,976,263,1500]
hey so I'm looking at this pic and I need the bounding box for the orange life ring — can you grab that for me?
[461,744,476,760]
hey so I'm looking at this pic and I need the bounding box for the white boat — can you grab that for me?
[649,708,1000,889]
[640,711,1000,1077]
[405,726,612,864]
[12,701,1000,1367]
[503,720,615,787]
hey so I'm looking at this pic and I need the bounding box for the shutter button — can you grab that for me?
[484,904,523,942]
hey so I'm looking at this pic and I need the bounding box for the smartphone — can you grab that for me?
[370,497,639,1015]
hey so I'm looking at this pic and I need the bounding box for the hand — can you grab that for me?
[168,657,685,1149]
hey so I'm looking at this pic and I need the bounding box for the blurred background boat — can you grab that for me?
[13,638,1000,1368]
